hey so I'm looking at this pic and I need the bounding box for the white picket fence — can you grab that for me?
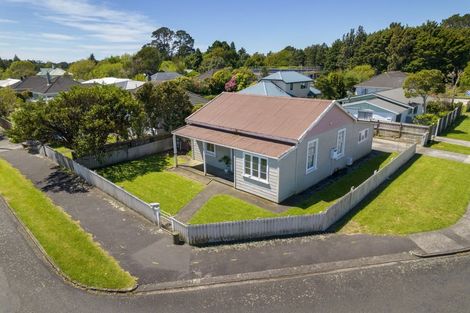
[41,143,416,245]
[39,145,160,223]
[176,144,416,245]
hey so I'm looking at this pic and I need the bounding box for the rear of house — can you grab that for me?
[173,93,372,203]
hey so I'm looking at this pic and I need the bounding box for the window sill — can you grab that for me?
[243,174,269,185]
[306,167,317,174]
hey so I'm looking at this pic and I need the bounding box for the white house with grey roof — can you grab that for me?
[338,88,424,123]
[239,71,321,98]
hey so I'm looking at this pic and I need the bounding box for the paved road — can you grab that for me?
[2,197,470,313]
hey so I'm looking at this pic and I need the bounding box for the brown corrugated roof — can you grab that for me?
[187,92,333,142]
[174,125,294,158]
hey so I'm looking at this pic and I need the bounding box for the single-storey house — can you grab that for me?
[354,71,407,96]
[172,93,373,203]
[82,77,145,92]
[11,75,79,101]
[338,88,424,123]
[150,72,182,82]
[0,78,20,88]
[37,67,67,78]
[240,71,321,98]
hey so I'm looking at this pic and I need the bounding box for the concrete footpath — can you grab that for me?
[2,146,470,291]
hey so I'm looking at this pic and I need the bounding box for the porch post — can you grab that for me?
[203,149,207,176]
[173,134,178,167]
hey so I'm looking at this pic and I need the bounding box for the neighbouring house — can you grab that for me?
[172,93,373,203]
[239,71,321,98]
[11,75,79,101]
[37,67,67,77]
[150,72,182,82]
[354,71,407,95]
[338,88,425,123]
[81,77,145,92]
[0,78,21,88]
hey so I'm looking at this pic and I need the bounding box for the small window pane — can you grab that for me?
[244,155,251,175]
[252,156,259,177]
[260,159,267,180]
[206,143,215,152]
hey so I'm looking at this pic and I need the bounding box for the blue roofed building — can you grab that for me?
[238,71,321,98]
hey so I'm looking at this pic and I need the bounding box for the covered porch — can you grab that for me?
[172,131,235,185]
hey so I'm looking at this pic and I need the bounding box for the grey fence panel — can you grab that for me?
[75,137,173,169]
[435,107,461,136]
[373,121,431,145]
[40,145,158,223]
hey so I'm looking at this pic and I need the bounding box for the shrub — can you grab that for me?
[414,114,439,125]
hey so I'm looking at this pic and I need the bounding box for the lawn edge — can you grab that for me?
[0,196,138,294]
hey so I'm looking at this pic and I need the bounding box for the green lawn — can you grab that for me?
[0,159,135,289]
[189,152,396,224]
[442,112,470,142]
[336,155,470,235]
[97,153,204,215]
[427,141,470,155]
[189,194,276,224]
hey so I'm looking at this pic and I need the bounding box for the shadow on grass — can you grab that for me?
[282,151,392,211]
[328,154,421,233]
[441,115,469,136]
[96,153,171,182]
[42,166,90,194]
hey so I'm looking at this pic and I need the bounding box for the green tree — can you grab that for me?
[344,65,375,90]
[244,53,266,67]
[131,46,161,76]
[5,61,36,78]
[91,61,126,78]
[315,72,347,99]
[0,87,22,118]
[208,68,232,94]
[157,81,192,131]
[403,69,445,113]
[135,82,161,133]
[185,48,203,70]
[68,59,96,80]
[9,85,144,157]
[460,62,470,90]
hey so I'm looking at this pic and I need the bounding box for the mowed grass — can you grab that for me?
[336,155,470,235]
[97,154,204,215]
[189,152,396,224]
[442,112,470,142]
[427,141,470,155]
[189,194,276,224]
[0,159,135,289]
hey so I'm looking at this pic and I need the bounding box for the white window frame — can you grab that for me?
[306,138,319,174]
[336,128,346,159]
[358,128,369,143]
[204,142,216,157]
[243,152,269,183]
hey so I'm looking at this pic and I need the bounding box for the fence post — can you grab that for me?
[435,118,440,136]
[150,203,160,226]
[398,123,403,138]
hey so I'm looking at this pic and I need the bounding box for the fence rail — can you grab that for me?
[41,143,416,246]
[371,106,462,145]
[177,144,417,245]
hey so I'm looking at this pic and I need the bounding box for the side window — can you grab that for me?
[336,129,346,158]
[306,139,318,173]
[290,83,293,90]
[244,154,251,175]
[358,128,369,143]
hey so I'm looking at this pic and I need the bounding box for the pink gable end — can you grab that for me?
[305,105,354,136]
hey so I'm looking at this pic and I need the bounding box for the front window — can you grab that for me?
[244,153,268,182]
[358,128,369,143]
[306,139,318,173]
[300,82,307,89]
[336,129,346,158]
[205,142,215,156]
[290,83,293,90]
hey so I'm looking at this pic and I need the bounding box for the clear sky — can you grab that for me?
[0,0,469,62]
